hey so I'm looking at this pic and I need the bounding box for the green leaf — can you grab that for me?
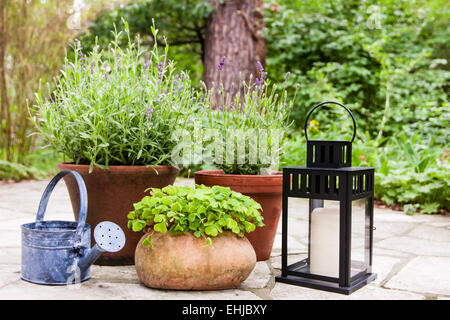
[162,185,176,196]
[231,225,240,234]
[403,141,418,165]
[416,156,430,173]
[142,235,153,248]
[420,202,440,214]
[154,222,168,233]
[171,202,182,212]
[153,214,162,222]
[132,220,146,232]
[205,225,218,237]
[244,221,256,233]
[194,231,202,238]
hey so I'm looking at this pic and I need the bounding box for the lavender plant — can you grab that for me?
[33,21,203,172]
[203,58,297,175]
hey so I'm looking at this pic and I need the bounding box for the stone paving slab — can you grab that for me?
[384,256,450,296]
[0,177,449,300]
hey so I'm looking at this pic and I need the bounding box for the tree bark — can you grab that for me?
[204,0,265,96]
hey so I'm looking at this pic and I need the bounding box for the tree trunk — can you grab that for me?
[204,0,265,97]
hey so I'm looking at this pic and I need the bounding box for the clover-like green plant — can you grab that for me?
[127,184,264,247]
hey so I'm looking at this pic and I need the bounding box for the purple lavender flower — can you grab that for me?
[285,71,291,81]
[255,77,262,89]
[145,106,153,119]
[144,60,150,70]
[256,61,264,73]
[172,74,179,93]
[258,61,267,81]
[157,61,163,80]
[217,56,226,71]
[79,51,85,66]
[179,84,184,94]
[75,38,82,50]
[255,61,267,89]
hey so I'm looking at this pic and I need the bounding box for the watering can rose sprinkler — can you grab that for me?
[21,170,126,285]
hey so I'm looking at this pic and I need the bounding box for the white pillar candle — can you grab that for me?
[310,207,340,278]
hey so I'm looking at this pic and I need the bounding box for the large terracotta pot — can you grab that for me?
[57,163,179,265]
[194,170,282,261]
[135,231,256,290]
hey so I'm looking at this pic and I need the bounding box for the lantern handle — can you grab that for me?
[304,101,357,143]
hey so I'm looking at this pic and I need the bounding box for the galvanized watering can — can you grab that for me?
[21,170,126,285]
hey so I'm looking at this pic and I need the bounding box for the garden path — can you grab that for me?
[0,177,448,300]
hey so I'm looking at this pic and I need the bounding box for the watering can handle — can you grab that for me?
[304,101,357,143]
[35,170,88,241]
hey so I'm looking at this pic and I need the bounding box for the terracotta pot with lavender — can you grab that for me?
[195,59,296,261]
[34,25,201,265]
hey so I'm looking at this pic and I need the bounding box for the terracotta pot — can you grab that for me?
[57,163,179,265]
[194,170,282,261]
[135,231,256,290]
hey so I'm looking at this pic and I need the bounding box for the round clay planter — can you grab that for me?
[194,170,282,261]
[57,163,179,265]
[135,231,256,290]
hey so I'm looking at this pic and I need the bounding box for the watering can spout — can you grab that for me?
[77,221,126,273]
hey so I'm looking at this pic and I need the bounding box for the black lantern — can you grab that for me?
[275,101,376,295]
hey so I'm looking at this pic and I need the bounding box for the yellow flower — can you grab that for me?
[309,119,319,131]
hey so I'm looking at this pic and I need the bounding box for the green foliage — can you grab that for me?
[268,0,449,214]
[33,22,204,172]
[265,0,449,144]
[1,0,83,179]
[74,0,213,86]
[281,129,449,214]
[0,147,62,181]
[127,184,264,247]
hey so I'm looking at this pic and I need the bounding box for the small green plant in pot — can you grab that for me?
[32,21,204,265]
[128,184,264,290]
[195,59,297,261]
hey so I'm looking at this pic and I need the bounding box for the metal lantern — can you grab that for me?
[275,101,377,295]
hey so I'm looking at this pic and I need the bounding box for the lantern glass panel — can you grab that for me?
[350,198,371,278]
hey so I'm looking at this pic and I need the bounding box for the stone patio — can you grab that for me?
[0,177,449,300]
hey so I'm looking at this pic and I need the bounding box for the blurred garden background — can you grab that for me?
[0,0,448,215]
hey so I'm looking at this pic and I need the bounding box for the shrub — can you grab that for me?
[281,129,449,214]
[202,59,296,175]
[32,22,203,172]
